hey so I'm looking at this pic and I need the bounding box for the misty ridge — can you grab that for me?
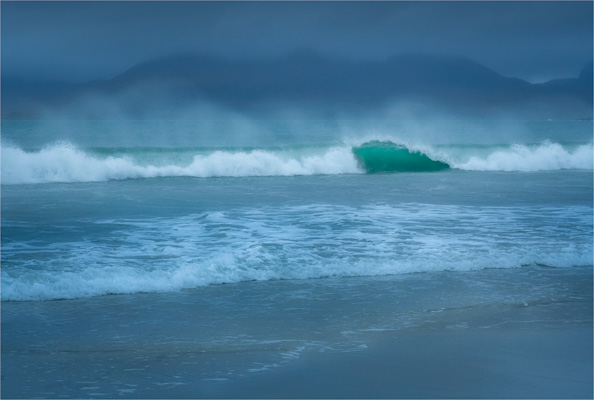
[2,51,593,120]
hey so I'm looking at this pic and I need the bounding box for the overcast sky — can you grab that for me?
[2,1,592,83]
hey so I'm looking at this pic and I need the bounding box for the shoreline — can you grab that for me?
[2,266,592,399]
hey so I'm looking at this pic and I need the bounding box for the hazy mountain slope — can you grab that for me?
[2,53,592,119]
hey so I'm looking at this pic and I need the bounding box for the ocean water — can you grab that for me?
[1,118,593,398]
[2,119,593,301]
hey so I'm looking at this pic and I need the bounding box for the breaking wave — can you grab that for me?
[2,204,592,301]
[352,140,450,172]
[1,140,591,184]
[454,141,593,171]
[1,143,360,184]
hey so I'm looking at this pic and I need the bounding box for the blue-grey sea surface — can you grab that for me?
[1,119,592,398]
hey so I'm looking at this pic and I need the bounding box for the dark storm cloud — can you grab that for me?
[1,1,592,82]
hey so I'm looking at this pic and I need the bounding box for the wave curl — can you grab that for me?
[2,140,591,184]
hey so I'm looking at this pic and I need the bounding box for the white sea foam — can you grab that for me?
[2,204,591,301]
[1,142,361,184]
[2,141,592,184]
[4,249,591,302]
[453,142,593,171]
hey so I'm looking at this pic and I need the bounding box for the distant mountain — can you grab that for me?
[2,52,592,119]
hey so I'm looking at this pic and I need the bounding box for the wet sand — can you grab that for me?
[2,266,592,399]
[223,326,593,399]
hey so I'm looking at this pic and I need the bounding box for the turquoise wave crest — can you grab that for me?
[352,141,450,173]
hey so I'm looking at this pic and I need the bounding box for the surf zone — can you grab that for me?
[352,141,450,173]
[2,140,593,184]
